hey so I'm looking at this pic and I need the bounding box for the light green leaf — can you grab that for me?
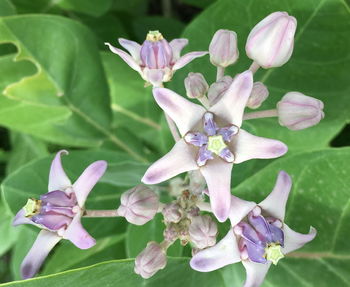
[56,0,113,17]
[0,0,16,16]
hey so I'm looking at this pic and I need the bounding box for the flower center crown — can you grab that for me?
[23,198,41,217]
[146,30,164,42]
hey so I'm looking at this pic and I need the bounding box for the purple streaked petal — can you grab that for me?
[203,112,217,136]
[40,190,76,207]
[200,159,233,222]
[241,239,267,264]
[169,38,188,62]
[218,125,239,142]
[48,150,72,192]
[197,145,213,167]
[229,196,256,227]
[259,171,292,221]
[31,214,72,231]
[142,139,198,184]
[248,211,272,243]
[41,205,75,217]
[184,132,208,147]
[118,38,141,62]
[209,70,253,127]
[63,212,96,249]
[20,230,61,279]
[236,222,264,247]
[269,223,284,246]
[73,160,107,207]
[190,229,241,272]
[233,129,288,164]
[13,209,34,226]
[105,42,142,73]
[144,68,165,87]
[172,51,208,71]
[282,224,316,254]
[153,88,206,136]
[242,260,271,287]
[219,147,234,163]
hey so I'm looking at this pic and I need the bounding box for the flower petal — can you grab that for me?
[118,38,141,62]
[282,224,316,254]
[48,150,72,192]
[13,209,34,226]
[229,196,256,227]
[209,70,253,127]
[31,214,72,231]
[172,51,208,71]
[259,171,292,221]
[63,212,96,249]
[190,229,241,272]
[73,160,107,207]
[153,88,206,136]
[142,139,198,184]
[144,68,165,87]
[200,159,233,222]
[20,230,61,279]
[233,129,287,164]
[41,190,76,207]
[184,132,208,147]
[242,260,271,287]
[203,112,217,136]
[197,145,214,166]
[105,42,141,73]
[169,38,188,61]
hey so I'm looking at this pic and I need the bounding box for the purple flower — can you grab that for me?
[141,71,287,222]
[13,150,107,279]
[105,30,208,87]
[190,171,316,287]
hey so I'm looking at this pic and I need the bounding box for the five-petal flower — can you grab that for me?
[141,71,287,222]
[190,171,317,287]
[13,150,107,279]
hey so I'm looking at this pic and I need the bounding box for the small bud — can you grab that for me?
[117,185,159,225]
[277,92,324,130]
[247,82,269,109]
[207,76,233,106]
[162,203,182,223]
[134,242,167,279]
[246,12,297,68]
[189,215,218,249]
[164,225,178,242]
[209,29,239,67]
[184,72,209,99]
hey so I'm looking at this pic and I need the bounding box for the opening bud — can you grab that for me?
[184,72,209,99]
[209,29,239,67]
[246,12,297,68]
[162,203,182,223]
[277,92,324,130]
[189,215,218,249]
[117,185,159,225]
[247,82,269,109]
[207,76,233,106]
[134,242,167,279]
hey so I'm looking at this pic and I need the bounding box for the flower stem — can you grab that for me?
[249,61,260,74]
[84,210,120,218]
[216,66,225,81]
[165,112,181,141]
[243,109,278,120]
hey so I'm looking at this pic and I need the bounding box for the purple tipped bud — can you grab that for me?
[162,203,182,223]
[134,242,167,279]
[209,29,239,67]
[247,82,269,109]
[184,72,209,99]
[277,92,324,130]
[117,185,159,225]
[189,215,218,249]
[207,76,233,106]
[246,12,297,68]
[140,31,173,69]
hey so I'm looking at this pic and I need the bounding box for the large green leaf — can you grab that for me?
[0,0,16,16]
[56,0,113,17]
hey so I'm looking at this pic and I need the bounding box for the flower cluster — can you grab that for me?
[12,11,324,287]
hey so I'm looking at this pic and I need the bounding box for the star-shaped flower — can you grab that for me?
[13,150,107,279]
[190,171,317,287]
[141,71,287,222]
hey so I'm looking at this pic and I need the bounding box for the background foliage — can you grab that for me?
[0,0,349,286]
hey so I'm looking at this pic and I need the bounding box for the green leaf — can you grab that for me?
[0,0,16,16]
[0,199,18,257]
[56,0,113,17]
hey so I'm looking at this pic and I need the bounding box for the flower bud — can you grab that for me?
[117,185,159,225]
[246,12,297,68]
[209,29,238,68]
[189,215,218,249]
[209,29,239,68]
[162,203,182,223]
[184,72,209,99]
[207,76,233,106]
[247,82,269,109]
[277,92,324,130]
[134,242,167,279]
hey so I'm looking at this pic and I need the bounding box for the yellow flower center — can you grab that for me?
[264,243,284,265]
[23,198,41,217]
[146,30,164,42]
[207,135,227,155]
